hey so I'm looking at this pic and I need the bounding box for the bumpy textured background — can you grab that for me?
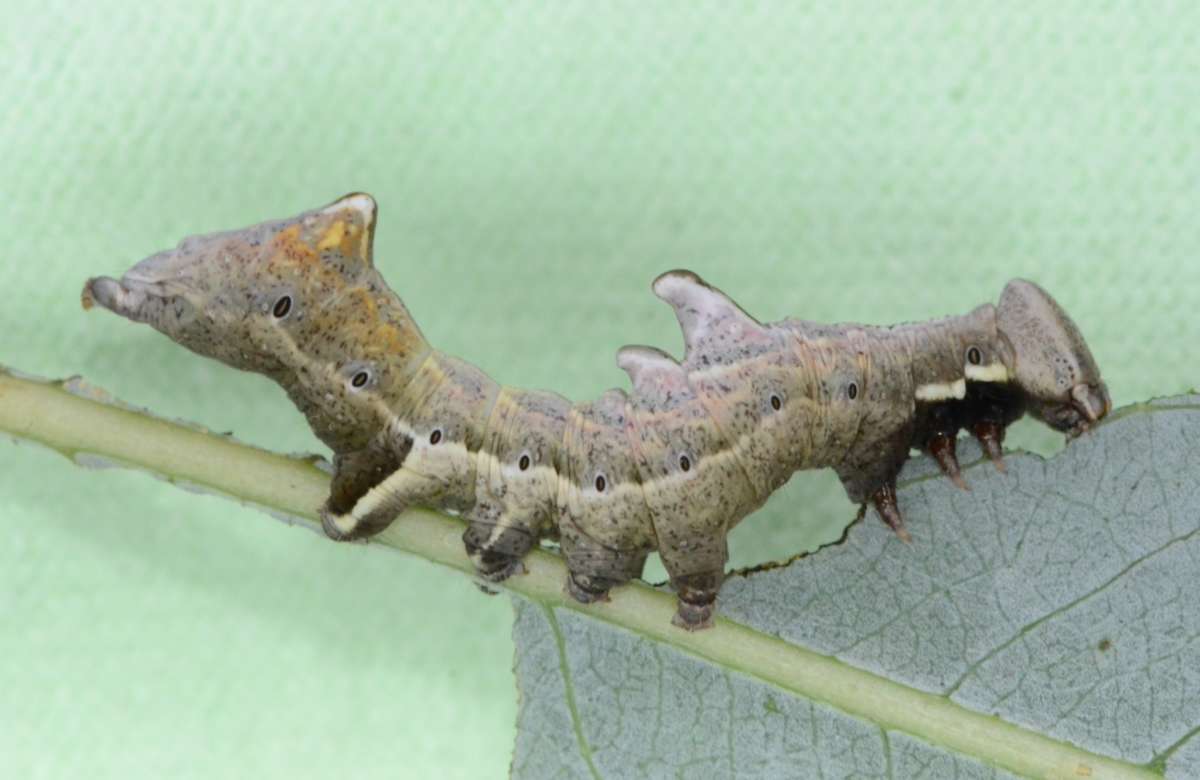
[2,2,1196,777]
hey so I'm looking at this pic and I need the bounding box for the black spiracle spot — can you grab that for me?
[272,295,292,319]
[679,454,691,472]
[967,346,982,365]
[350,371,370,388]
[518,454,531,471]
[847,382,858,400]
[594,474,606,493]
[770,394,782,411]
[429,429,442,445]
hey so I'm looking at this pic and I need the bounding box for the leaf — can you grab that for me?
[510,396,1200,779]
[2,368,1196,779]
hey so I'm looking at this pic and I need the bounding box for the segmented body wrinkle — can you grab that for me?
[84,195,1110,628]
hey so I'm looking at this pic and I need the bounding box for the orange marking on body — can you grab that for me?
[331,287,417,358]
[337,219,364,257]
[317,220,346,251]
[348,288,379,319]
[272,224,318,265]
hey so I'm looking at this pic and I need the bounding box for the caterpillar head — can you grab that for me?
[82,194,431,451]
[82,194,381,377]
[996,279,1111,437]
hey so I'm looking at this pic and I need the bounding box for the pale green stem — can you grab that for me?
[0,368,1160,780]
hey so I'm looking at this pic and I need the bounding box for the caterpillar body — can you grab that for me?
[83,194,1111,629]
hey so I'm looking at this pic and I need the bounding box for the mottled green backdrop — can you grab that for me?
[2,2,1196,778]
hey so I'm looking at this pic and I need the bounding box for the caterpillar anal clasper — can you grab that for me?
[82,194,1111,630]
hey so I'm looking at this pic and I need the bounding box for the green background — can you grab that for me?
[2,2,1196,777]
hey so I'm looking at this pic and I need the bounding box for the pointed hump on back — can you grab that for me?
[299,192,378,269]
[651,270,769,364]
[616,345,688,399]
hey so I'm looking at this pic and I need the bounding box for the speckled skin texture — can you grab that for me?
[83,194,1111,629]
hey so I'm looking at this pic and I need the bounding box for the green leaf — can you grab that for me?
[510,396,1200,779]
[2,367,1196,779]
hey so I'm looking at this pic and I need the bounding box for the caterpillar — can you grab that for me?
[82,194,1111,629]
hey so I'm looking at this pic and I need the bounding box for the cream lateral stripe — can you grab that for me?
[621,414,726,495]
[345,351,502,523]
[576,476,649,501]
[965,362,1009,382]
[645,449,744,491]
[493,458,557,483]
[914,378,967,402]
[327,510,362,535]
[480,509,518,550]
[348,442,468,521]
[337,356,993,527]
[339,383,802,529]
[340,348,992,527]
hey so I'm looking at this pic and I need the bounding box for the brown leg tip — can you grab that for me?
[471,548,527,584]
[871,481,910,541]
[477,559,527,583]
[672,599,715,631]
[972,421,1008,474]
[565,573,611,605]
[929,433,970,491]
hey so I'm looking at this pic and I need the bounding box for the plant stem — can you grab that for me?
[0,367,1160,780]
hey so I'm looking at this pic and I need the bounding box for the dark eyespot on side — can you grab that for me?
[272,295,292,319]
[679,454,691,472]
[770,394,782,411]
[350,371,370,388]
[595,474,606,492]
[429,429,442,445]
[967,346,982,365]
[847,382,859,400]
[518,454,531,471]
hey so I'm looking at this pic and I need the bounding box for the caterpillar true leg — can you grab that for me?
[870,480,910,543]
[922,402,969,490]
[928,433,968,489]
[961,382,1024,474]
[972,421,1007,472]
